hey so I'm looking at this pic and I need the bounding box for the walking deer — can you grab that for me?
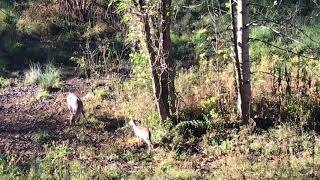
[66,92,85,124]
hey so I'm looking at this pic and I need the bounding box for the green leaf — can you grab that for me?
[225,2,231,9]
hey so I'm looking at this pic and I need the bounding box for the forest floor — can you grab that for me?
[0,68,219,178]
[0,69,125,164]
[0,68,319,179]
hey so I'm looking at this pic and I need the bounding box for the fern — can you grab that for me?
[176,114,213,131]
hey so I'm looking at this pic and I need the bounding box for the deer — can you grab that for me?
[129,119,153,152]
[66,92,85,125]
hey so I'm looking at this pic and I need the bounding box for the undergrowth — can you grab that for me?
[0,1,319,179]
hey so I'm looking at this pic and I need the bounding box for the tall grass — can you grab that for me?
[39,64,61,90]
[24,63,41,85]
[0,9,8,34]
[24,63,62,90]
[0,76,10,88]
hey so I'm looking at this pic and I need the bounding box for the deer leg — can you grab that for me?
[137,138,142,146]
[76,113,81,124]
[75,108,82,124]
[146,140,152,152]
[81,110,85,118]
[69,114,74,125]
[148,145,151,152]
[70,108,77,125]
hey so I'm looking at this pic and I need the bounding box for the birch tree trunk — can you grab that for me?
[230,0,252,124]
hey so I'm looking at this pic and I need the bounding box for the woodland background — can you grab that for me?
[0,0,320,179]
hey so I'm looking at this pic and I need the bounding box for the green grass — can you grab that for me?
[0,76,11,88]
[36,89,50,100]
[0,9,8,34]
[25,63,62,91]
[0,154,24,179]
[0,117,318,179]
[39,64,62,90]
[24,63,41,85]
[94,87,108,99]
[154,159,201,179]
[31,131,50,144]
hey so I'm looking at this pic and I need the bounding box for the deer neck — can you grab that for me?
[132,123,137,129]
[132,123,142,132]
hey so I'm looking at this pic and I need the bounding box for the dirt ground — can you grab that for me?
[0,69,126,165]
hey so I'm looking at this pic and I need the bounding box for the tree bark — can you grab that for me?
[141,9,169,121]
[230,0,252,124]
[237,0,251,123]
[230,0,243,115]
[159,0,176,118]
[139,0,176,122]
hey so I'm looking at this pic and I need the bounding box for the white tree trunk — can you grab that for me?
[236,0,251,123]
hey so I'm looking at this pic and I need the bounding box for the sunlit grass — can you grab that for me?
[0,76,10,88]
[39,64,62,90]
[24,63,41,85]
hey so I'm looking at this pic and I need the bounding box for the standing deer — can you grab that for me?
[66,92,85,125]
[129,119,153,152]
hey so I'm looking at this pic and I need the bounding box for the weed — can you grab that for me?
[0,10,8,33]
[24,63,62,90]
[129,168,153,179]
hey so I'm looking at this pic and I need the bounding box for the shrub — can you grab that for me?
[176,117,213,134]
[152,119,173,144]
[286,97,320,127]
[16,3,57,35]
[24,63,41,85]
